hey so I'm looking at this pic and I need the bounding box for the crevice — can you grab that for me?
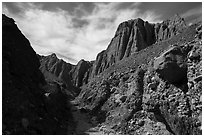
[150,104,176,135]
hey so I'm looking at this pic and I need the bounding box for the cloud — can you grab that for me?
[3,2,162,64]
[181,5,202,25]
[181,5,202,18]
[2,3,10,15]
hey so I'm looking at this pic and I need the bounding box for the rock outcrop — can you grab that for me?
[2,14,76,135]
[154,45,187,84]
[155,14,186,41]
[71,59,92,87]
[90,14,186,78]
[38,53,74,86]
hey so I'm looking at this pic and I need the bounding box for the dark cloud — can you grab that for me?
[113,2,141,10]
[3,3,22,14]
[95,17,116,29]
[138,2,202,22]
[72,18,89,28]
[3,2,201,25]
[34,2,95,14]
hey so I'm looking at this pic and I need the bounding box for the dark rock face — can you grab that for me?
[39,53,74,86]
[154,45,187,84]
[71,59,92,87]
[91,14,186,78]
[2,14,76,135]
[39,54,93,88]
[2,15,45,85]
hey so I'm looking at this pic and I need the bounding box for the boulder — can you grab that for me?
[148,82,158,90]
[193,75,202,83]
[120,95,127,103]
[154,46,187,83]
[188,44,201,62]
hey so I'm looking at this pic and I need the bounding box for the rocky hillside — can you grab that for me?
[2,14,76,135]
[74,20,202,135]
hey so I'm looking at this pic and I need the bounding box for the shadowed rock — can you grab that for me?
[2,14,76,135]
[154,45,187,84]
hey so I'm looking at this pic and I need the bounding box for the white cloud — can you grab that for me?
[3,2,162,64]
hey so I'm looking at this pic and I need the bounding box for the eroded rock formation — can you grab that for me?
[39,54,93,88]
[90,14,186,78]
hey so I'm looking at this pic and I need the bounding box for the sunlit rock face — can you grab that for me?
[91,14,186,78]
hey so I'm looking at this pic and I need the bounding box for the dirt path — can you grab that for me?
[70,101,104,135]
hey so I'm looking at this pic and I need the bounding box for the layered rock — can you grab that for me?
[2,14,76,134]
[91,14,186,78]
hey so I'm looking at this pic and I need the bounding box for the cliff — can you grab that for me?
[90,14,186,78]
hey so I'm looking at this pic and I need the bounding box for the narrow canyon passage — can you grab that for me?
[70,101,104,135]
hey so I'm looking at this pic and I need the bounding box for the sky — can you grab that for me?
[2,2,202,64]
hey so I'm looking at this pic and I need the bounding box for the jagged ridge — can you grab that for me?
[38,53,93,89]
